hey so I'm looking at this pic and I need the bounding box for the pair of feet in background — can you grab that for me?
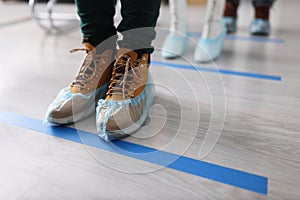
[224,1,271,36]
[224,17,270,36]
[46,43,155,142]
[161,2,271,62]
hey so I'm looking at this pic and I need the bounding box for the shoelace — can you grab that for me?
[107,54,142,99]
[69,48,106,89]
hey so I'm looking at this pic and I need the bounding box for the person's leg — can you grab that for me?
[46,0,116,124]
[224,0,239,18]
[75,0,117,47]
[96,0,162,141]
[117,0,161,54]
[252,1,275,8]
[161,0,189,59]
[250,0,276,35]
[252,0,275,20]
[202,0,226,39]
[223,0,240,33]
[194,0,226,62]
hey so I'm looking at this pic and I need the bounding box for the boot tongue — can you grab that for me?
[117,48,138,60]
[115,48,138,74]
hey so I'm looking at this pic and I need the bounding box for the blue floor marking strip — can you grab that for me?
[151,61,282,81]
[0,112,268,195]
[188,32,285,44]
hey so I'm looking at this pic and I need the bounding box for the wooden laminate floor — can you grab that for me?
[0,1,299,199]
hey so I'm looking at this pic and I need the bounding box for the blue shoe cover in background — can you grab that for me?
[193,24,227,63]
[250,18,270,36]
[161,32,188,59]
[223,17,237,34]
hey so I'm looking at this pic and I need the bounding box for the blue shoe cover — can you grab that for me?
[96,75,155,142]
[250,18,270,36]
[193,25,226,63]
[46,83,109,125]
[161,32,188,59]
[223,17,237,34]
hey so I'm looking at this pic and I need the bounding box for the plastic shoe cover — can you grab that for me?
[193,24,226,63]
[46,82,109,125]
[45,45,114,125]
[161,32,188,59]
[161,0,188,59]
[96,75,155,142]
[223,17,237,34]
[250,18,270,36]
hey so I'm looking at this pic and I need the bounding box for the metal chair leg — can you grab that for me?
[29,0,79,32]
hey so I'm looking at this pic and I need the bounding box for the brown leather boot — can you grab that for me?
[46,43,114,124]
[96,48,155,141]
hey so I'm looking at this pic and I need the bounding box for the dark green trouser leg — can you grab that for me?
[117,0,162,54]
[75,0,161,54]
[74,0,117,48]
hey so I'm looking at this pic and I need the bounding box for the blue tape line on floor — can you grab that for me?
[151,61,282,81]
[0,112,268,195]
[188,32,285,44]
